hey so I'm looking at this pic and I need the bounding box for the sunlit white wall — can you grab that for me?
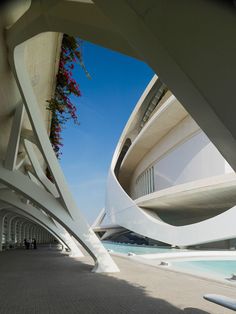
[130,116,233,198]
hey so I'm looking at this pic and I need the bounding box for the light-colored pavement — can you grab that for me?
[0,246,235,313]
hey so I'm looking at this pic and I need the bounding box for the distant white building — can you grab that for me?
[94,76,236,249]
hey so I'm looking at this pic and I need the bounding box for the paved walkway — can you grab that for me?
[0,246,235,313]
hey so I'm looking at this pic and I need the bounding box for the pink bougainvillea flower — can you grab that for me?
[47,34,87,158]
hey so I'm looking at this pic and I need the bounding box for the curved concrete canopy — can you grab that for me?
[105,168,236,246]
[7,210,71,252]
[118,95,187,189]
[1,0,119,272]
[2,0,236,269]
[6,1,139,59]
[0,208,54,250]
[136,173,236,213]
[94,0,236,173]
[0,197,83,256]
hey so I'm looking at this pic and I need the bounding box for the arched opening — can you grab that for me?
[114,138,132,177]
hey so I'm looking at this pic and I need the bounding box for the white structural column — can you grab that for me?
[22,221,28,242]
[0,208,63,250]
[25,224,30,240]
[4,103,24,171]
[0,212,18,246]
[0,211,15,250]
[91,208,106,229]
[1,0,236,271]
[0,213,4,251]
[5,2,119,273]
[0,190,84,257]
[24,140,59,197]
[2,212,54,247]
[52,219,84,258]
[0,168,94,261]
[6,214,13,248]
[12,218,18,244]
[18,220,25,244]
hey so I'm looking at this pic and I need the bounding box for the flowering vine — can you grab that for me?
[47,34,85,158]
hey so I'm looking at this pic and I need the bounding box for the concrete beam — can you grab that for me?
[4,103,24,171]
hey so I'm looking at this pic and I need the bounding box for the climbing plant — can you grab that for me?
[47,34,88,158]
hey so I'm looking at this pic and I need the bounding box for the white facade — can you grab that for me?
[131,119,232,199]
[96,76,236,247]
[0,0,119,273]
[0,0,236,268]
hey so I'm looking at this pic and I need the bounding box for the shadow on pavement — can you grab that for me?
[0,246,213,313]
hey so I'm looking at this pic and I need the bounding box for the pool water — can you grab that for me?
[102,241,178,255]
[103,241,236,281]
[171,260,236,281]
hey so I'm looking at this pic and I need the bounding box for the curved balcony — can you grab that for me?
[118,95,188,191]
[106,76,236,246]
[106,167,236,246]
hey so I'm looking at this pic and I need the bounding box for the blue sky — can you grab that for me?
[60,41,154,224]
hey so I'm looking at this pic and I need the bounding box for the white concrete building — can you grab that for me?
[0,0,118,273]
[0,0,236,271]
[1,1,235,311]
[94,75,236,249]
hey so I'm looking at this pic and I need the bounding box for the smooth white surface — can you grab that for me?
[136,173,236,212]
[204,294,236,311]
[3,0,236,269]
[102,74,236,245]
[0,0,119,272]
[153,132,231,191]
[130,116,233,198]
[94,0,236,173]
[0,192,83,256]
[105,168,236,246]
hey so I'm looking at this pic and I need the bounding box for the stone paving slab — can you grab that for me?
[0,247,235,313]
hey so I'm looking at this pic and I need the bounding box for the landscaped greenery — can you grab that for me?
[47,34,85,158]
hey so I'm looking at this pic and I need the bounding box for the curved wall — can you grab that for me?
[105,168,236,246]
[0,27,61,169]
[103,74,236,246]
[130,116,233,198]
